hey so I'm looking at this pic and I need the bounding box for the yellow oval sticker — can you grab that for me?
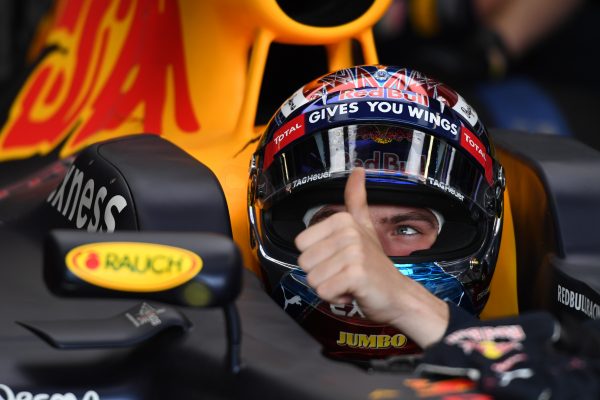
[65,242,203,292]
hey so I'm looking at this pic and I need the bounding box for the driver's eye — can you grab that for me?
[393,226,419,236]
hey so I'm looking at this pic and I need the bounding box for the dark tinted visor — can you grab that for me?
[257,124,493,216]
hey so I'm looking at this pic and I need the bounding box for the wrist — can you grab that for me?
[388,278,450,349]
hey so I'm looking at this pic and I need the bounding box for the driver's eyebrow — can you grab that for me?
[382,212,437,229]
[309,207,339,225]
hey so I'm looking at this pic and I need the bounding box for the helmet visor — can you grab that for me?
[257,124,495,216]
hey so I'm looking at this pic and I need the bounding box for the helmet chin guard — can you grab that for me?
[248,65,505,364]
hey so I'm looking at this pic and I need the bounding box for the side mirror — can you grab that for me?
[21,230,243,373]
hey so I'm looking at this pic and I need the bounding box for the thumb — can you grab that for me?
[344,167,374,230]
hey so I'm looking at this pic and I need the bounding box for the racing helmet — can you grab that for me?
[247,65,505,363]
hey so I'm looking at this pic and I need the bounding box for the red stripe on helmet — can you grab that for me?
[263,114,305,170]
[460,126,493,185]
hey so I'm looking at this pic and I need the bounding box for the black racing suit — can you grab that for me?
[418,304,600,399]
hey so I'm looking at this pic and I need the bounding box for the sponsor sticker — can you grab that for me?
[557,284,600,319]
[338,88,429,106]
[357,128,413,144]
[281,87,309,118]
[281,286,302,311]
[263,114,305,170]
[0,384,100,400]
[65,242,202,292]
[445,325,526,345]
[491,353,528,373]
[330,301,366,319]
[453,95,479,127]
[460,127,493,184]
[459,340,523,360]
[354,151,424,174]
[125,302,166,327]
[426,177,465,201]
[46,164,129,232]
[445,324,528,368]
[336,331,408,349]
[291,171,331,190]
[306,100,460,140]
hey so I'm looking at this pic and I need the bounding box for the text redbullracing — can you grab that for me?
[307,101,459,136]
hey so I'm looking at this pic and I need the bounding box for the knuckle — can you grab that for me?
[345,263,366,281]
[346,243,366,259]
[340,226,360,241]
[297,253,308,269]
[294,235,304,250]
[332,212,353,226]
[306,272,318,288]
[316,284,332,300]
[294,235,306,251]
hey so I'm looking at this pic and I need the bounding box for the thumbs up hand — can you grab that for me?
[295,167,405,320]
[295,168,449,348]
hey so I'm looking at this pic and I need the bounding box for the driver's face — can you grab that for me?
[308,204,439,256]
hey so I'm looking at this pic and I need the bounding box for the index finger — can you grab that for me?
[294,216,335,252]
[295,212,353,252]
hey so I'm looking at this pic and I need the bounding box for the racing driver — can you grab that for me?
[248,65,505,361]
